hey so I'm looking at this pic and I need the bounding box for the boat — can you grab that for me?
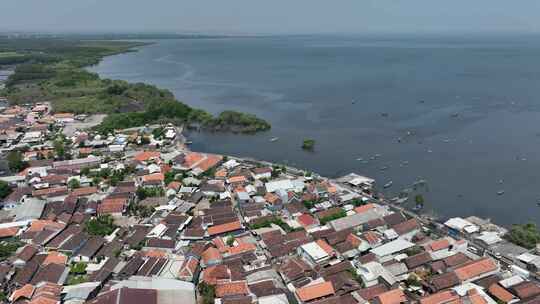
[185,140,193,145]
[497,190,505,196]
[413,204,424,211]
[383,181,393,189]
[451,113,459,118]
[356,158,364,161]
[269,137,279,142]
[380,166,389,171]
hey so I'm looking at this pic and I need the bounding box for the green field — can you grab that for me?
[0,52,23,58]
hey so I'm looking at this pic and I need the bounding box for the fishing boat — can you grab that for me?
[383,181,393,189]
[269,137,279,142]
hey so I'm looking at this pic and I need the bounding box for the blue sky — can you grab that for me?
[1,0,539,34]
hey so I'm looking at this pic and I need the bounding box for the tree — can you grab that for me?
[6,151,27,172]
[198,282,216,304]
[504,223,540,249]
[226,235,235,246]
[0,181,12,199]
[70,262,87,275]
[68,179,80,189]
[54,139,66,160]
[0,239,23,260]
[85,215,117,236]
[415,194,425,205]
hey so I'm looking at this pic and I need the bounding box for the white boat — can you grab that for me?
[270,137,279,142]
[497,190,505,196]
[383,181,393,188]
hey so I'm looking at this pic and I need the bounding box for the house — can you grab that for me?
[207,221,243,237]
[453,257,499,283]
[88,277,196,304]
[97,197,128,216]
[298,241,332,266]
[253,167,272,180]
[74,237,104,262]
[295,281,335,303]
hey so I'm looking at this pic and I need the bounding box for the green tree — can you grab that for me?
[415,194,425,205]
[68,179,80,189]
[504,223,540,249]
[85,215,117,236]
[226,235,235,246]
[0,181,12,199]
[6,151,27,172]
[54,139,66,160]
[198,282,216,304]
[70,262,87,275]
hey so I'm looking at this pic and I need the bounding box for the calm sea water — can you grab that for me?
[89,35,540,226]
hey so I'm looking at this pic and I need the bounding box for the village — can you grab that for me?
[0,102,538,304]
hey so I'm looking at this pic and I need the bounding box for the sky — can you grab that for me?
[1,0,540,35]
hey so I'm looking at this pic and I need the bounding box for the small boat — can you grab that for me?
[381,113,389,117]
[383,181,393,188]
[356,158,364,161]
[269,137,279,142]
[497,190,505,196]
[380,166,389,171]
[451,113,459,118]
[185,140,193,145]
[413,204,424,211]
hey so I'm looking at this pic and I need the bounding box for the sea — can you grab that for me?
[88,34,540,226]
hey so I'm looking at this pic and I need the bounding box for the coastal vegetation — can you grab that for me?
[504,223,540,249]
[302,139,316,151]
[0,36,270,134]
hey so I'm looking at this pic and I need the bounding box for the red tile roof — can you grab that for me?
[42,252,68,266]
[296,281,335,302]
[202,247,223,265]
[0,227,19,238]
[488,284,514,303]
[316,239,335,256]
[376,289,408,304]
[420,290,459,304]
[134,151,161,162]
[72,186,98,197]
[215,281,249,298]
[298,214,317,227]
[354,203,375,214]
[454,257,498,282]
[227,243,257,256]
[10,284,35,302]
[207,221,242,236]
[430,238,451,251]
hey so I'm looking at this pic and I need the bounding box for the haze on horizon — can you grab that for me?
[1,0,540,35]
